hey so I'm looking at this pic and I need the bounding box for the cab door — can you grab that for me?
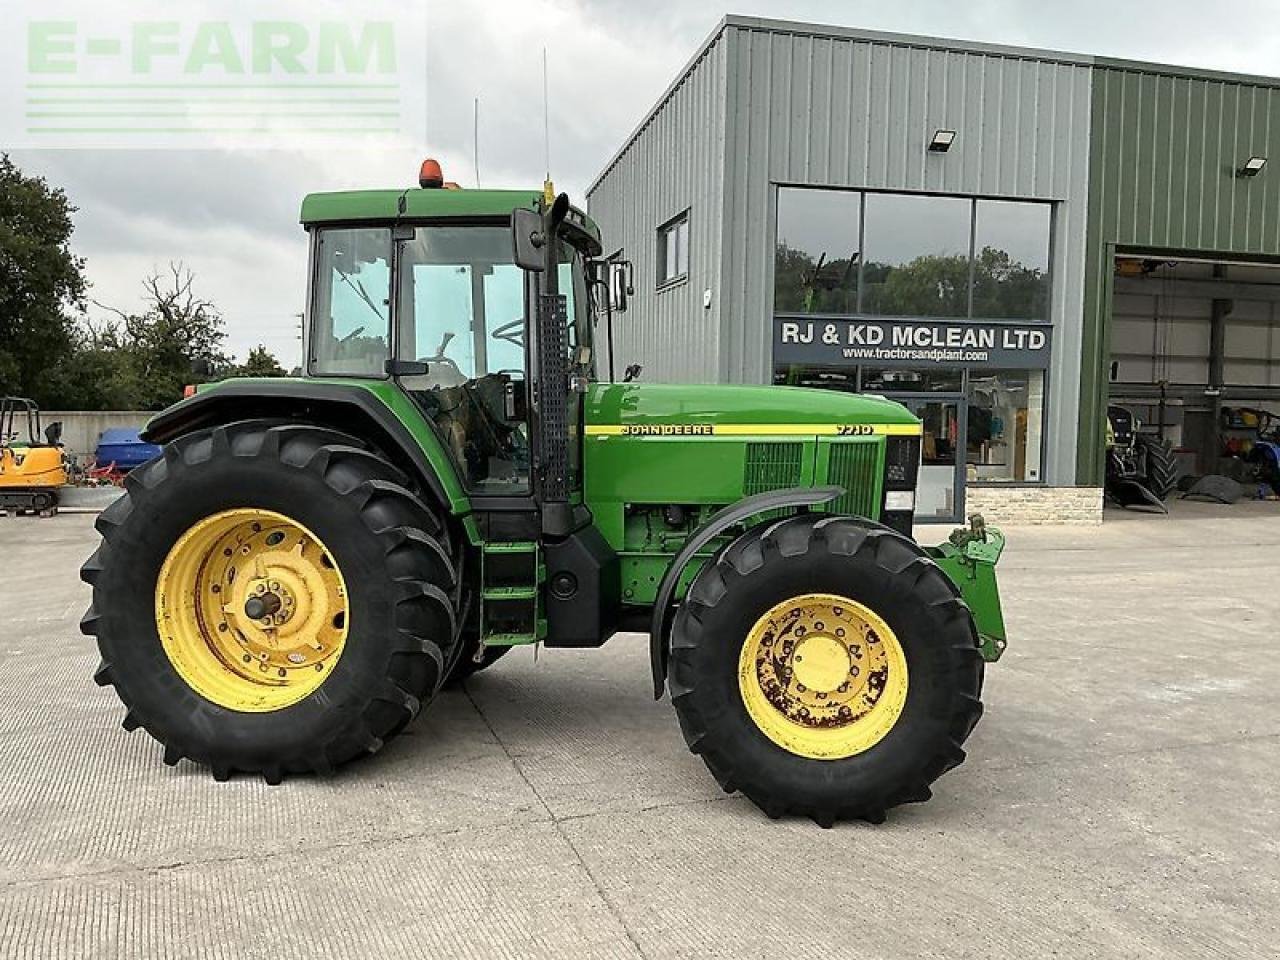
[393,223,532,497]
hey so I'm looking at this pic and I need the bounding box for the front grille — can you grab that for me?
[826,440,882,518]
[744,442,804,495]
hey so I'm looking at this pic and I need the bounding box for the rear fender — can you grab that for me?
[142,380,468,514]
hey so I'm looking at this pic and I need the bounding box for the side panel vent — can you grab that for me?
[744,442,804,496]
[826,441,882,518]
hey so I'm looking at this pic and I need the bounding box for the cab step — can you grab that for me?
[480,541,544,646]
[482,632,540,647]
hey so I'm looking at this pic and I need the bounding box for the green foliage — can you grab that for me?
[0,154,87,404]
[969,246,1050,320]
[49,264,236,410]
[863,254,970,318]
[232,345,288,378]
[773,242,859,314]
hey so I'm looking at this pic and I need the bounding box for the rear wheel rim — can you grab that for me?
[738,592,908,759]
[155,509,349,712]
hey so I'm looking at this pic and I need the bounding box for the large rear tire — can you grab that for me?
[80,421,460,783]
[1137,436,1178,500]
[669,514,984,826]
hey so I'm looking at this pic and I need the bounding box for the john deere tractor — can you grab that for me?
[81,164,1008,825]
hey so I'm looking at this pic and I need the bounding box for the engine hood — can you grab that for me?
[585,383,919,433]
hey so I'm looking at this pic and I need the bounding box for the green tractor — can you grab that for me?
[81,165,1008,825]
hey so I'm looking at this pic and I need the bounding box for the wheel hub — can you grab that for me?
[738,593,908,759]
[155,509,349,712]
[791,634,849,693]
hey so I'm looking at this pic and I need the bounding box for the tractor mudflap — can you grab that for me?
[926,516,1008,662]
[1106,477,1168,513]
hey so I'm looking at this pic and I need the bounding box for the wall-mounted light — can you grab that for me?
[1239,156,1267,177]
[928,129,956,153]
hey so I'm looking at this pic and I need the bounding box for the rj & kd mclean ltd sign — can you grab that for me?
[773,316,1052,369]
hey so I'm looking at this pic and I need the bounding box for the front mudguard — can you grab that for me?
[927,523,1008,662]
[648,486,845,699]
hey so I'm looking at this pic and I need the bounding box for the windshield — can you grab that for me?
[307,223,592,386]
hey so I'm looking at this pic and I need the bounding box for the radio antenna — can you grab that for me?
[473,97,481,188]
[542,48,552,191]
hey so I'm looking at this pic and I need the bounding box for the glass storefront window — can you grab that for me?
[972,201,1051,321]
[772,187,1053,323]
[774,188,861,314]
[859,368,963,393]
[966,370,1044,482]
[860,193,972,318]
[773,364,859,392]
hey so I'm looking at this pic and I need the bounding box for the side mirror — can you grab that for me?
[609,260,634,313]
[511,208,545,272]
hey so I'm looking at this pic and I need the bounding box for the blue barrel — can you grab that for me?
[95,428,162,472]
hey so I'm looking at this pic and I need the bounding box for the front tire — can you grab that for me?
[80,421,460,783]
[669,514,984,826]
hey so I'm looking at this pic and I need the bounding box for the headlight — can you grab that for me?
[883,490,916,512]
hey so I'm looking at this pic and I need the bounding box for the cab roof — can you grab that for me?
[299,188,601,244]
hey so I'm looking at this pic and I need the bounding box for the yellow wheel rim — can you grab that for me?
[738,592,908,760]
[154,509,349,712]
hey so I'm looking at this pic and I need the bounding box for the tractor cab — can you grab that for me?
[301,172,603,515]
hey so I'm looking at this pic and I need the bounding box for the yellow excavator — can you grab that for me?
[0,397,67,515]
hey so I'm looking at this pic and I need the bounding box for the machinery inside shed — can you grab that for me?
[1108,255,1280,501]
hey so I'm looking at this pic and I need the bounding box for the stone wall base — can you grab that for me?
[961,485,1103,526]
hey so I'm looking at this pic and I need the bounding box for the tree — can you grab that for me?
[91,263,232,409]
[40,319,143,410]
[0,154,87,405]
[234,345,288,378]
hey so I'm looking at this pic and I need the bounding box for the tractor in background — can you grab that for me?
[80,162,1008,826]
[1105,404,1178,511]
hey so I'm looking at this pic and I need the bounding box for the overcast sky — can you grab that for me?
[10,0,1280,368]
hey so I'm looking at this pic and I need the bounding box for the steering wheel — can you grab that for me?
[491,318,525,348]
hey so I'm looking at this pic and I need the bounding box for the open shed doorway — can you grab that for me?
[1107,253,1280,505]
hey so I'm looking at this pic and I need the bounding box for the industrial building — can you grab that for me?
[587,15,1280,523]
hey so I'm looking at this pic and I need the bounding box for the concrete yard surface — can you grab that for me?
[0,504,1277,958]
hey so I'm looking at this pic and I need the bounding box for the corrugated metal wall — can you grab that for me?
[1077,66,1280,483]
[717,21,1093,486]
[585,32,728,383]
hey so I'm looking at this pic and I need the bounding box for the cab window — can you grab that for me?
[309,228,392,376]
